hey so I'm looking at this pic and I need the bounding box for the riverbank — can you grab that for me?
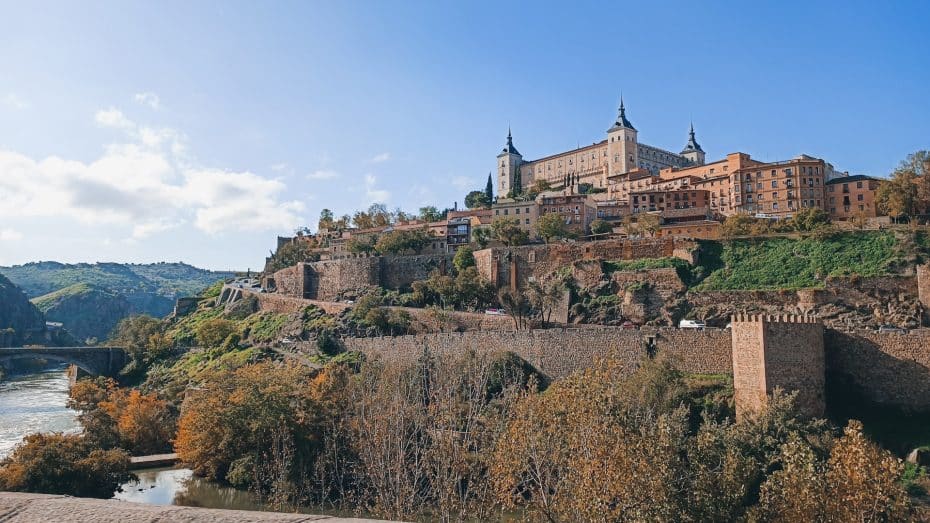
[0,367,79,457]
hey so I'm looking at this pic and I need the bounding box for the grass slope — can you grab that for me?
[694,231,905,290]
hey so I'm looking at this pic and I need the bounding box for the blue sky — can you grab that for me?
[0,0,928,270]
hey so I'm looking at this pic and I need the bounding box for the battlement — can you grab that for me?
[731,313,820,324]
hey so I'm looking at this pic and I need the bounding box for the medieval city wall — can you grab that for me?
[343,327,732,379]
[825,328,930,409]
[343,324,930,413]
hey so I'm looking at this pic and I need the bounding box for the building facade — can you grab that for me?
[497,99,704,196]
[826,175,883,219]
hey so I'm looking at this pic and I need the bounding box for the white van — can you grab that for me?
[679,319,706,329]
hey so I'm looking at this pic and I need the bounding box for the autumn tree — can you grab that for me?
[117,390,177,455]
[0,434,132,498]
[266,240,319,273]
[877,168,918,222]
[535,212,569,243]
[638,212,661,237]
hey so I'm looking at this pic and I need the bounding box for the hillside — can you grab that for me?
[0,273,46,347]
[0,262,235,331]
[692,230,925,291]
[31,284,131,343]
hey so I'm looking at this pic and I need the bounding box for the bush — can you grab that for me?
[0,433,132,498]
[195,318,236,348]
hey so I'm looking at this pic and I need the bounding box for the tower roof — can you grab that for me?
[681,122,703,154]
[499,127,521,156]
[607,97,636,132]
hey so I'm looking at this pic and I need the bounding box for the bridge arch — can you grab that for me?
[0,347,127,377]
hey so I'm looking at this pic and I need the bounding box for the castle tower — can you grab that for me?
[497,128,523,196]
[606,96,638,176]
[730,314,825,420]
[680,122,705,166]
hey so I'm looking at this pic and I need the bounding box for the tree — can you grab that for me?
[465,190,490,210]
[453,246,476,272]
[108,315,165,368]
[638,213,661,237]
[791,207,830,232]
[375,228,432,255]
[491,217,529,246]
[485,172,494,204]
[0,433,132,498]
[318,209,335,231]
[347,235,377,254]
[117,390,176,455]
[195,318,236,348]
[877,169,917,222]
[267,240,318,273]
[418,206,442,222]
[721,214,756,237]
[352,210,374,229]
[535,212,569,243]
[472,227,492,248]
[497,288,531,330]
[526,279,565,327]
[589,218,612,236]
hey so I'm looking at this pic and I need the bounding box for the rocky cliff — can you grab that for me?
[0,273,46,347]
[31,284,131,343]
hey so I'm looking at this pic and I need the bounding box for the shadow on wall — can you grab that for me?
[826,329,930,454]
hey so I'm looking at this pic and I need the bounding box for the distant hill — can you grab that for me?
[0,262,236,341]
[0,272,47,346]
[31,284,131,343]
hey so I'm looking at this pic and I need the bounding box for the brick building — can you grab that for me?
[826,174,883,219]
[539,193,597,235]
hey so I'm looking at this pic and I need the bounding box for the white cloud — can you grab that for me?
[306,169,339,180]
[0,108,305,239]
[133,92,161,110]
[451,175,478,190]
[364,174,391,203]
[369,152,391,164]
[1,93,29,110]
[95,108,135,130]
[0,228,23,241]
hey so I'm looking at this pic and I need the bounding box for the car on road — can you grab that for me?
[679,319,706,329]
[485,308,507,316]
[878,324,907,333]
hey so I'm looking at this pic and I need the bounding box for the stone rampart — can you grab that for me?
[343,327,732,379]
[918,264,930,325]
[474,238,694,289]
[825,328,930,409]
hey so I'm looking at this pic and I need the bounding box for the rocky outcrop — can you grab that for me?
[31,284,131,343]
[0,273,46,347]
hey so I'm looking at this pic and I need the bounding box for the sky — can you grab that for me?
[0,0,928,270]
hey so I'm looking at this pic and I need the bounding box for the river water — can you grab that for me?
[0,367,281,512]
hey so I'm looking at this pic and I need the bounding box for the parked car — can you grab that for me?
[485,308,507,316]
[679,319,706,329]
[621,320,637,330]
[878,324,907,333]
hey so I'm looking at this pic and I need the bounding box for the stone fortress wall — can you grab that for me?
[345,322,930,415]
[265,254,452,301]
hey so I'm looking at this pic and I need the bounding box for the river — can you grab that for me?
[0,367,287,513]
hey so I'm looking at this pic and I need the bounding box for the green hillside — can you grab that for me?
[693,231,922,291]
[0,262,235,320]
[32,284,131,343]
[0,273,46,346]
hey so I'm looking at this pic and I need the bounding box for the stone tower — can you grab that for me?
[606,97,638,176]
[497,128,523,196]
[680,122,705,166]
[731,314,825,419]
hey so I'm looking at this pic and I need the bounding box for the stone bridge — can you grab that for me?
[0,346,128,377]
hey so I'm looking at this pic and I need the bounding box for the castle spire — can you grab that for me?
[608,93,635,131]
[682,121,703,153]
[501,126,520,156]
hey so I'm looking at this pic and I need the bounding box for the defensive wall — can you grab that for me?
[343,322,930,415]
[265,254,451,301]
[473,237,695,290]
